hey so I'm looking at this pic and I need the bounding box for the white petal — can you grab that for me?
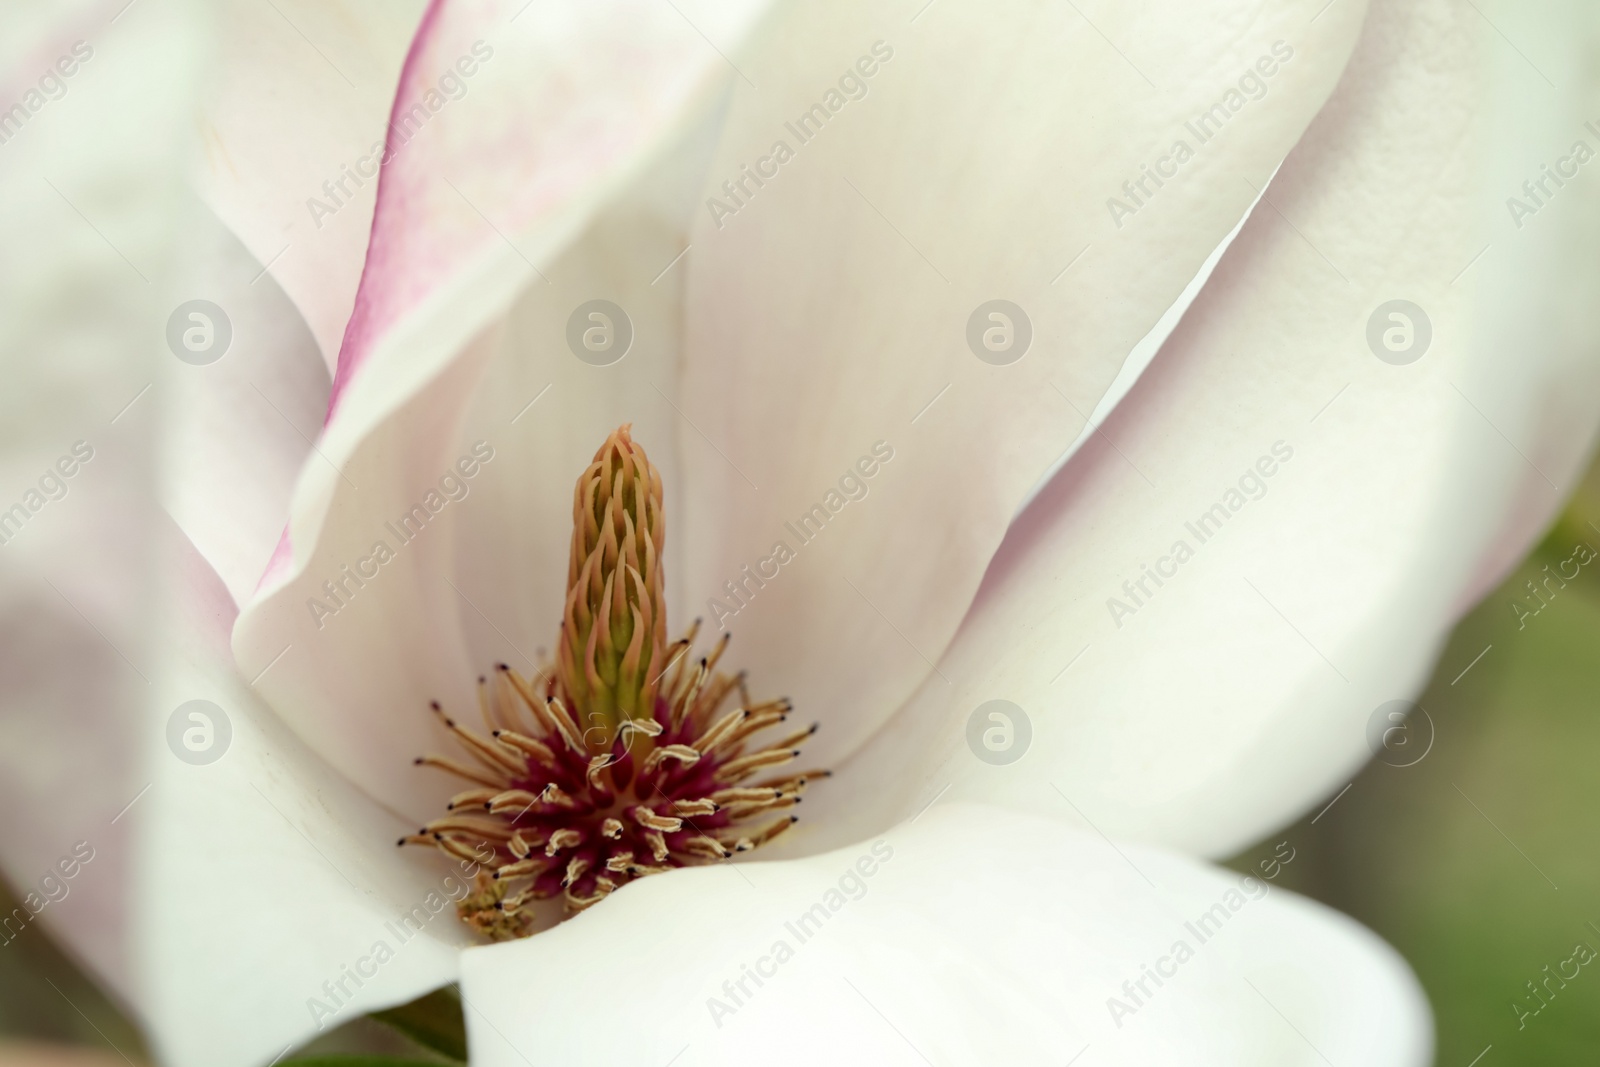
[161,203,330,606]
[676,0,1371,767]
[802,0,1600,858]
[460,804,1430,1066]
[136,532,466,1067]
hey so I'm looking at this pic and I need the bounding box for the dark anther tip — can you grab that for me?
[395,838,405,847]
[790,815,800,823]
[492,729,503,737]
[477,675,486,684]
[429,700,442,710]
[413,757,424,765]
[494,902,504,911]
[496,662,510,671]
[808,722,820,734]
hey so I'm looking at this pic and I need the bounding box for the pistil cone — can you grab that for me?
[557,425,668,735]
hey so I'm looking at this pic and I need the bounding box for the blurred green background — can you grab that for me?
[5,458,1600,1065]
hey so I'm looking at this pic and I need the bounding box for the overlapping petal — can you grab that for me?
[160,205,330,606]
[676,0,1371,766]
[197,0,428,365]
[136,533,465,1067]
[795,0,1600,859]
[460,804,1431,1066]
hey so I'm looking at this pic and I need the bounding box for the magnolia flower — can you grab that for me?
[5,0,1600,1065]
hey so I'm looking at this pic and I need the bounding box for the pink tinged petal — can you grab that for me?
[138,533,466,1067]
[162,205,330,607]
[197,0,428,368]
[235,1,772,818]
[676,0,1372,770]
[0,0,202,1003]
[460,804,1431,1066]
[327,0,777,413]
[803,0,1600,859]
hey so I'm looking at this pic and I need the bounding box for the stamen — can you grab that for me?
[562,856,590,887]
[413,755,507,789]
[641,744,700,774]
[493,857,544,880]
[708,787,785,804]
[715,747,801,780]
[492,729,557,766]
[424,817,514,841]
[682,835,732,860]
[586,754,617,793]
[671,798,718,817]
[670,659,709,731]
[435,835,491,867]
[631,806,683,834]
[447,787,499,810]
[487,789,544,815]
[543,696,587,754]
[618,715,663,741]
[544,828,584,855]
[690,707,748,752]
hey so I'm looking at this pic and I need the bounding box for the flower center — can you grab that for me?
[400,426,825,939]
